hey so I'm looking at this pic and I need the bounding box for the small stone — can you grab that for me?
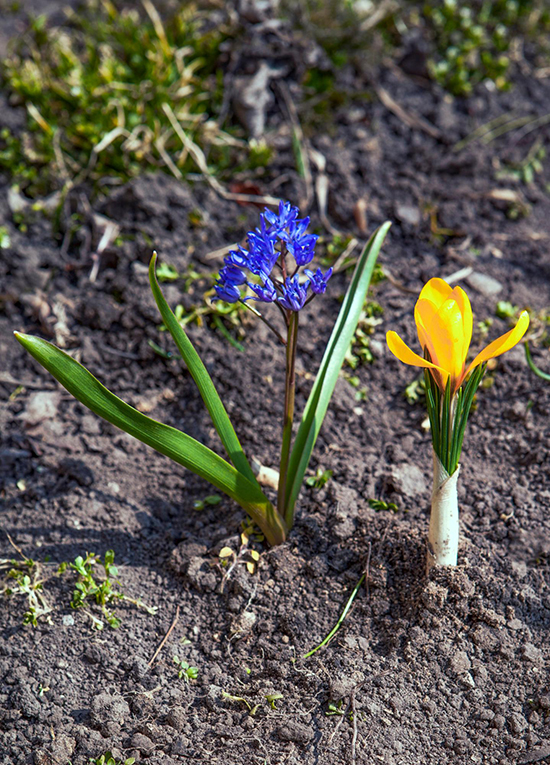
[508,713,528,736]
[131,733,155,754]
[449,651,471,674]
[522,643,542,662]
[507,618,523,631]
[465,271,503,298]
[19,391,61,426]
[166,707,187,732]
[62,615,75,627]
[396,203,421,226]
[390,463,427,499]
[278,721,313,744]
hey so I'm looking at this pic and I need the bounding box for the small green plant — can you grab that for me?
[306,467,333,489]
[63,550,157,630]
[404,377,425,404]
[369,498,399,513]
[495,141,546,185]
[193,493,222,511]
[265,692,284,709]
[495,301,519,319]
[89,753,135,765]
[173,655,199,682]
[1,553,53,626]
[0,226,11,248]
[345,301,383,370]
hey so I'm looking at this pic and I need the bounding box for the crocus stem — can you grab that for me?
[278,311,299,525]
[427,451,460,572]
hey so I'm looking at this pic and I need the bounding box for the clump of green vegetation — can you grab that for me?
[495,140,547,185]
[89,754,135,765]
[173,655,199,682]
[424,0,550,95]
[1,552,53,626]
[369,498,399,513]
[0,0,231,199]
[306,467,333,489]
[61,550,157,630]
[345,299,383,370]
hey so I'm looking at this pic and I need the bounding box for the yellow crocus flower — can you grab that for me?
[387,277,529,393]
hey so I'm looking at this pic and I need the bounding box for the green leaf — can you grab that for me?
[149,252,258,486]
[14,332,286,546]
[284,221,391,525]
[525,342,550,381]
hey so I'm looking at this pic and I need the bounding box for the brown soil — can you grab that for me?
[1,4,550,765]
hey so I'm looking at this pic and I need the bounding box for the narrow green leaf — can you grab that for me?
[284,222,391,524]
[449,387,463,474]
[525,342,550,381]
[149,252,258,486]
[440,378,452,473]
[14,332,286,545]
[452,363,486,469]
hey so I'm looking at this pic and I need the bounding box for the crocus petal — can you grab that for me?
[465,310,530,376]
[418,278,454,311]
[452,285,473,366]
[386,331,448,382]
[415,298,464,381]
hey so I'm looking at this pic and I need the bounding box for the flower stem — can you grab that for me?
[278,311,299,525]
[240,300,287,345]
[427,452,460,571]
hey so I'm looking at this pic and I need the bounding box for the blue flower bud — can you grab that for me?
[278,276,310,312]
[304,267,333,294]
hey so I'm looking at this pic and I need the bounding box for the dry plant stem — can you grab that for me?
[427,452,460,572]
[279,311,299,525]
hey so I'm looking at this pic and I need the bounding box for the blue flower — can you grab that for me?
[280,217,318,266]
[214,281,241,303]
[214,202,324,313]
[304,267,333,294]
[263,201,299,233]
[278,276,310,312]
[247,277,277,303]
[219,265,247,286]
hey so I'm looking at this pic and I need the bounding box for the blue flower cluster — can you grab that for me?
[214,202,333,312]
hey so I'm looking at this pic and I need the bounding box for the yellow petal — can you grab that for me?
[465,310,530,376]
[418,278,453,310]
[387,331,447,377]
[452,286,473,365]
[415,298,465,381]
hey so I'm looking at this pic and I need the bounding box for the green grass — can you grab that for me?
[0,0,234,199]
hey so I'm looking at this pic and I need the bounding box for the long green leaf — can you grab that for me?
[284,222,391,524]
[14,332,286,546]
[149,252,258,486]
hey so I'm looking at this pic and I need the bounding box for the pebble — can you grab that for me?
[19,391,61,426]
[395,203,421,226]
[390,463,427,499]
[466,271,503,298]
[522,643,543,662]
[278,721,313,744]
[61,615,75,627]
[449,651,471,674]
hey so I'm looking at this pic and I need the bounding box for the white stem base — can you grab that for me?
[427,453,460,572]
